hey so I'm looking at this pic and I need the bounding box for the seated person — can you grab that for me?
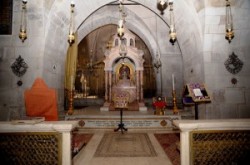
[24,78,58,121]
[153,96,166,115]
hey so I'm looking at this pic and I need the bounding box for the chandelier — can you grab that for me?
[225,0,234,43]
[169,1,177,45]
[68,1,75,46]
[157,0,177,45]
[19,0,28,42]
[117,0,126,38]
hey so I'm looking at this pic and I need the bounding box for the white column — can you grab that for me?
[180,131,190,165]
[62,132,72,165]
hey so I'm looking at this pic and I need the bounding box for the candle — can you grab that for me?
[172,74,175,90]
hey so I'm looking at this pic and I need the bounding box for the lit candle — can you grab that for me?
[172,74,175,90]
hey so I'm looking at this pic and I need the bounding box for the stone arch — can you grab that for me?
[43,0,204,92]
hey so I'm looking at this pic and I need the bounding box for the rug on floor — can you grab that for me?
[154,133,180,165]
[94,133,157,157]
[72,133,93,157]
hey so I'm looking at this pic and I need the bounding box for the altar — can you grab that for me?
[100,29,147,111]
[112,67,136,103]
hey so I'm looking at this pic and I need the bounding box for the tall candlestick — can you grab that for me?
[70,75,74,90]
[172,74,175,90]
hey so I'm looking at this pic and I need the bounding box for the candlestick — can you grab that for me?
[172,74,175,90]
[172,90,179,114]
[67,89,74,115]
[70,75,74,90]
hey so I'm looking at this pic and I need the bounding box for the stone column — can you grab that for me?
[140,70,144,101]
[136,70,140,101]
[108,71,112,102]
[104,71,108,102]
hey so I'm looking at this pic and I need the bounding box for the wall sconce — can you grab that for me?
[68,1,75,46]
[225,0,234,43]
[19,0,28,42]
[169,1,177,45]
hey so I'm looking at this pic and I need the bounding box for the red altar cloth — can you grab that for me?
[24,78,58,121]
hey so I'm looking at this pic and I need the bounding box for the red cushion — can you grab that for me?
[153,101,166,108]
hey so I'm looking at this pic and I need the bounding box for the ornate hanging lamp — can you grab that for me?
[157,0,168,14]
[19,0,28,42]
[68,1,75,46]
[117,0,126,38]
[117,19,125,38]
[169,1,177,45]
[225,0,234,43]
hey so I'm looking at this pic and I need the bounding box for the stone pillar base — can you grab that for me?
[139,102,147,111]
[100,102,110,111]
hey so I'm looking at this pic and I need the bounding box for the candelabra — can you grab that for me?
[19,0,28,42]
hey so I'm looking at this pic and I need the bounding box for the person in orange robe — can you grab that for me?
[24,78,58,121]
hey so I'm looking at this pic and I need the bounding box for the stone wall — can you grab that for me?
[0,0,249,120]
[202,0,250,119]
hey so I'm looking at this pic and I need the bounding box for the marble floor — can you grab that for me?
[73,129,179,165]
[67,105,189,165]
